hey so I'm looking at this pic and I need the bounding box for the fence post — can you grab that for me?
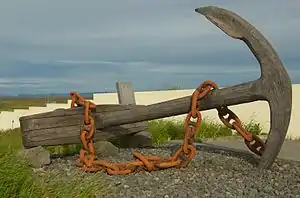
[115,81,152,148]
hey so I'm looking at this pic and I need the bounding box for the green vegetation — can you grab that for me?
[0,129,109,198]
[148,118,263,145]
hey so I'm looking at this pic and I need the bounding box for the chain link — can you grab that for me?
[217,105,266,156]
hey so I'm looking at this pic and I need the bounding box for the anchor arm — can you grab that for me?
[195,6,292,169]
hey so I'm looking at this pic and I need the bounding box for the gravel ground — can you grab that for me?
[43,144,300,198]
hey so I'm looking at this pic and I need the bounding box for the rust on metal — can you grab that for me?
[217,105,266,156]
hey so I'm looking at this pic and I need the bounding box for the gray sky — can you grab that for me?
[0,0,299,95]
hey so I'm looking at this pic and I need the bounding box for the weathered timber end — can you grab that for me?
[20,104,148,148]
[21,81,150,149]
[115,81,148,130]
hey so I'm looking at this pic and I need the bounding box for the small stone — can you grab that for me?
[17,146,51,168]
[94,141,119,157]
[248,188,259,197]
[279,167,284,171]
[66,170,71,176]
[263,185,274,193]
[119,131,153,148]
[283,164,289,168]
[124,185,129,189]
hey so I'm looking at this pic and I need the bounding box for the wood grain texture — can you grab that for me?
[20,84,262,141]
[20,82,150,148]
[115,81,148,130]
[20,105,148,148]
[22,122,147,148]
[195,6,292,169]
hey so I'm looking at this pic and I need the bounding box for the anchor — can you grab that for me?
[19,6,292,171]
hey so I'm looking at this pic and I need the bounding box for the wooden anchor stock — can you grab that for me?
[20,82,265,148]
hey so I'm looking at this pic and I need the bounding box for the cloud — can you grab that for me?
[0,0,299,95]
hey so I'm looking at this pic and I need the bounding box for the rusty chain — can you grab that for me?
[217,106,266,156]
[190,80,266,156]
[69,81,215,175]
[69,80,266,175]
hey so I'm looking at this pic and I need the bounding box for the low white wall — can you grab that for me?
[0,84,299,139]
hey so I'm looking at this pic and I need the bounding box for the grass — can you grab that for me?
[0,129,110,198]
[148,118,263,145]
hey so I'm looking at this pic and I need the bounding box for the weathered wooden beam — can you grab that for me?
[20,82,262,148]
[23,122,147,148]
[21,81,150,148]
[20,104,148,148]
[21,81,262,129]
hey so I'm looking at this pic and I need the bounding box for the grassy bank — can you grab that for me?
[0,96,68,112]
[0,129,109,198]
[0,119,263,197]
